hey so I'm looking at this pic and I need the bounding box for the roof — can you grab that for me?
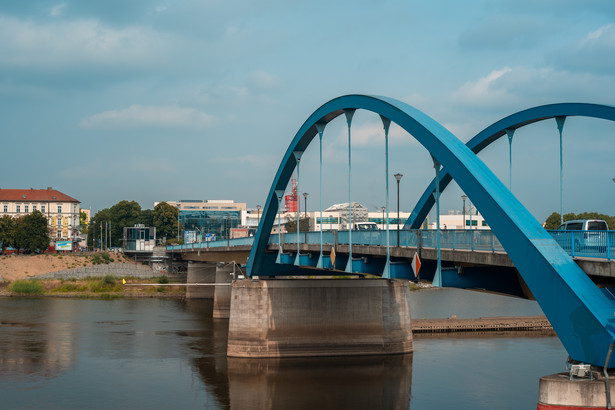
[325,201,367,212]
[0,188,79,203]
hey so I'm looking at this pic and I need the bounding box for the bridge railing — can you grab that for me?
[167,229,614,261]
[547,230,613,260]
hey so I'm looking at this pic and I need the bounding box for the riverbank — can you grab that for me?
[0,275,186,298]
[0,252,138,281]
[414,316,553,334]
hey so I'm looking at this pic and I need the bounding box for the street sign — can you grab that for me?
[411,252,421,277]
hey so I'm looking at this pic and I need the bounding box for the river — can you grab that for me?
[0,288,565,409]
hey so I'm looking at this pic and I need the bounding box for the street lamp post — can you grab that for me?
[303,193,309,243]
[461,195,467,230]
[394,173,403,247]
[256,205,261,227]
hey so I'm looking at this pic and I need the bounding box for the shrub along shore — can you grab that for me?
[1,275,186,298]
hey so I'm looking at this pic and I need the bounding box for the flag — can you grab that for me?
[122,278,126,285]
[330,247,336,268]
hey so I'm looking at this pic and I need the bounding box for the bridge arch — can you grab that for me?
[405,103,615,229]
[247,94,615,367]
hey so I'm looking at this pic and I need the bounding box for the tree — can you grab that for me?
[544,212,615,230]
[109,200,142,247]
[544,212,562,229]
[153,202,181,240]
[88,208,112,249]
[0,215,17,251]
[139,209,154,228]
[14,211,49,253]
[284,215,310,233]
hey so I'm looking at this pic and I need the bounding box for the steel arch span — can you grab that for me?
[405,103,615,229]
[247,94,615,367]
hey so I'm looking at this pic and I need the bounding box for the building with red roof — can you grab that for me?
[0,187,81,245]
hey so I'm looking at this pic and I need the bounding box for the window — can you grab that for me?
[482,221,489,227]
[16,205,20,213]
[25,205,29,213]
[33,205,37,212]
[466,220,478,226]
[58,205,62,213]
[2,205,6,213]
[41,205,45,213]
[57,230,62,238]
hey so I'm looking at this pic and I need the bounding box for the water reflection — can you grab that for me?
[184,299,230,409]
[227,355,412,410]
[0,299,79,384]
[0,294,564,410]
[183,298,413,410]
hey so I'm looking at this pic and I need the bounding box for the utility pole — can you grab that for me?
[394,173,403,246]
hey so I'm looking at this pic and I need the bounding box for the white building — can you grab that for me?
[0,187,81,243]
[428,210,489,230]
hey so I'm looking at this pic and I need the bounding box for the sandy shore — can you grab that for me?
[0,253,134,282]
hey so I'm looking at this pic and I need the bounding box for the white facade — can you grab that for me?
[428,210,489,230]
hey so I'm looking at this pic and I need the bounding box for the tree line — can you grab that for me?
[87,200,181,248]
[543,212,614,230]
[0,211,49,253]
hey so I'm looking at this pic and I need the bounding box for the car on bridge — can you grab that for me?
[552,219,609,254]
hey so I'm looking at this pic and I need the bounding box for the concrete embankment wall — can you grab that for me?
[35,263,157,279]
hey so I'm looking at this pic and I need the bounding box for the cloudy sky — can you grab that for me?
[2,0,614,223]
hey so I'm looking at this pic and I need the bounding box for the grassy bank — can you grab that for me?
[0,275,186,299]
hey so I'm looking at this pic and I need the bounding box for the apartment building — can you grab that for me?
[0,187,81,243]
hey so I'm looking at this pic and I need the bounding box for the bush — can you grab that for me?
[9,280,44,295]
[91,253,113,265]
[53,283,87,292]
[102,275,115,285]
[85,276,121,293]
[158,276,169,284]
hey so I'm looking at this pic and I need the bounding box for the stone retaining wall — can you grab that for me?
[35,263,157,280]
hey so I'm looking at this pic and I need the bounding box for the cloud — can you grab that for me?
[79,105,214,130]
[247,70,281,90]
[50,3,67,17]
[459,16,548,51]
[550,24,615,74]
[0,14,181,71]
[326,121,416,149]
[451,67,514,107]
[212,154,278,168]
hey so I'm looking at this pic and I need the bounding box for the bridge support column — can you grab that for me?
[186,261,216,299]
[227,278,413,358]
[537,372,613,409]
[213,263,234,319]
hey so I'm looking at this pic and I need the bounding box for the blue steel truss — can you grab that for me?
[246,95,615,367]
[405,103,615,229]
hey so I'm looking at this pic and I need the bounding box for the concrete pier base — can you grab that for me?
[227,278,413,358]
[537,372,611,409]
[213,263,234,319]
[186,261,216,299]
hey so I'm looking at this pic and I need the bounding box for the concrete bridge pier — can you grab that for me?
[213,263,234,319]
[537,371,615,409]
[186,261,216,299]
[227,278,413,358]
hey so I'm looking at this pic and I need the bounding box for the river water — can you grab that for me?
[0,288,565,409]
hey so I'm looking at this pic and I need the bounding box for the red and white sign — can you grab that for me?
[411,253,421,277]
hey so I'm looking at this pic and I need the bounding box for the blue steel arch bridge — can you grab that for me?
[172,95,615,368]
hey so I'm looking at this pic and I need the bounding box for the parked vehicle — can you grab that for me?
[353,222,379,230]
[555,219,608,252]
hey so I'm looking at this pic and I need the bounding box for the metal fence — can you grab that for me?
[167,229,614,261]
